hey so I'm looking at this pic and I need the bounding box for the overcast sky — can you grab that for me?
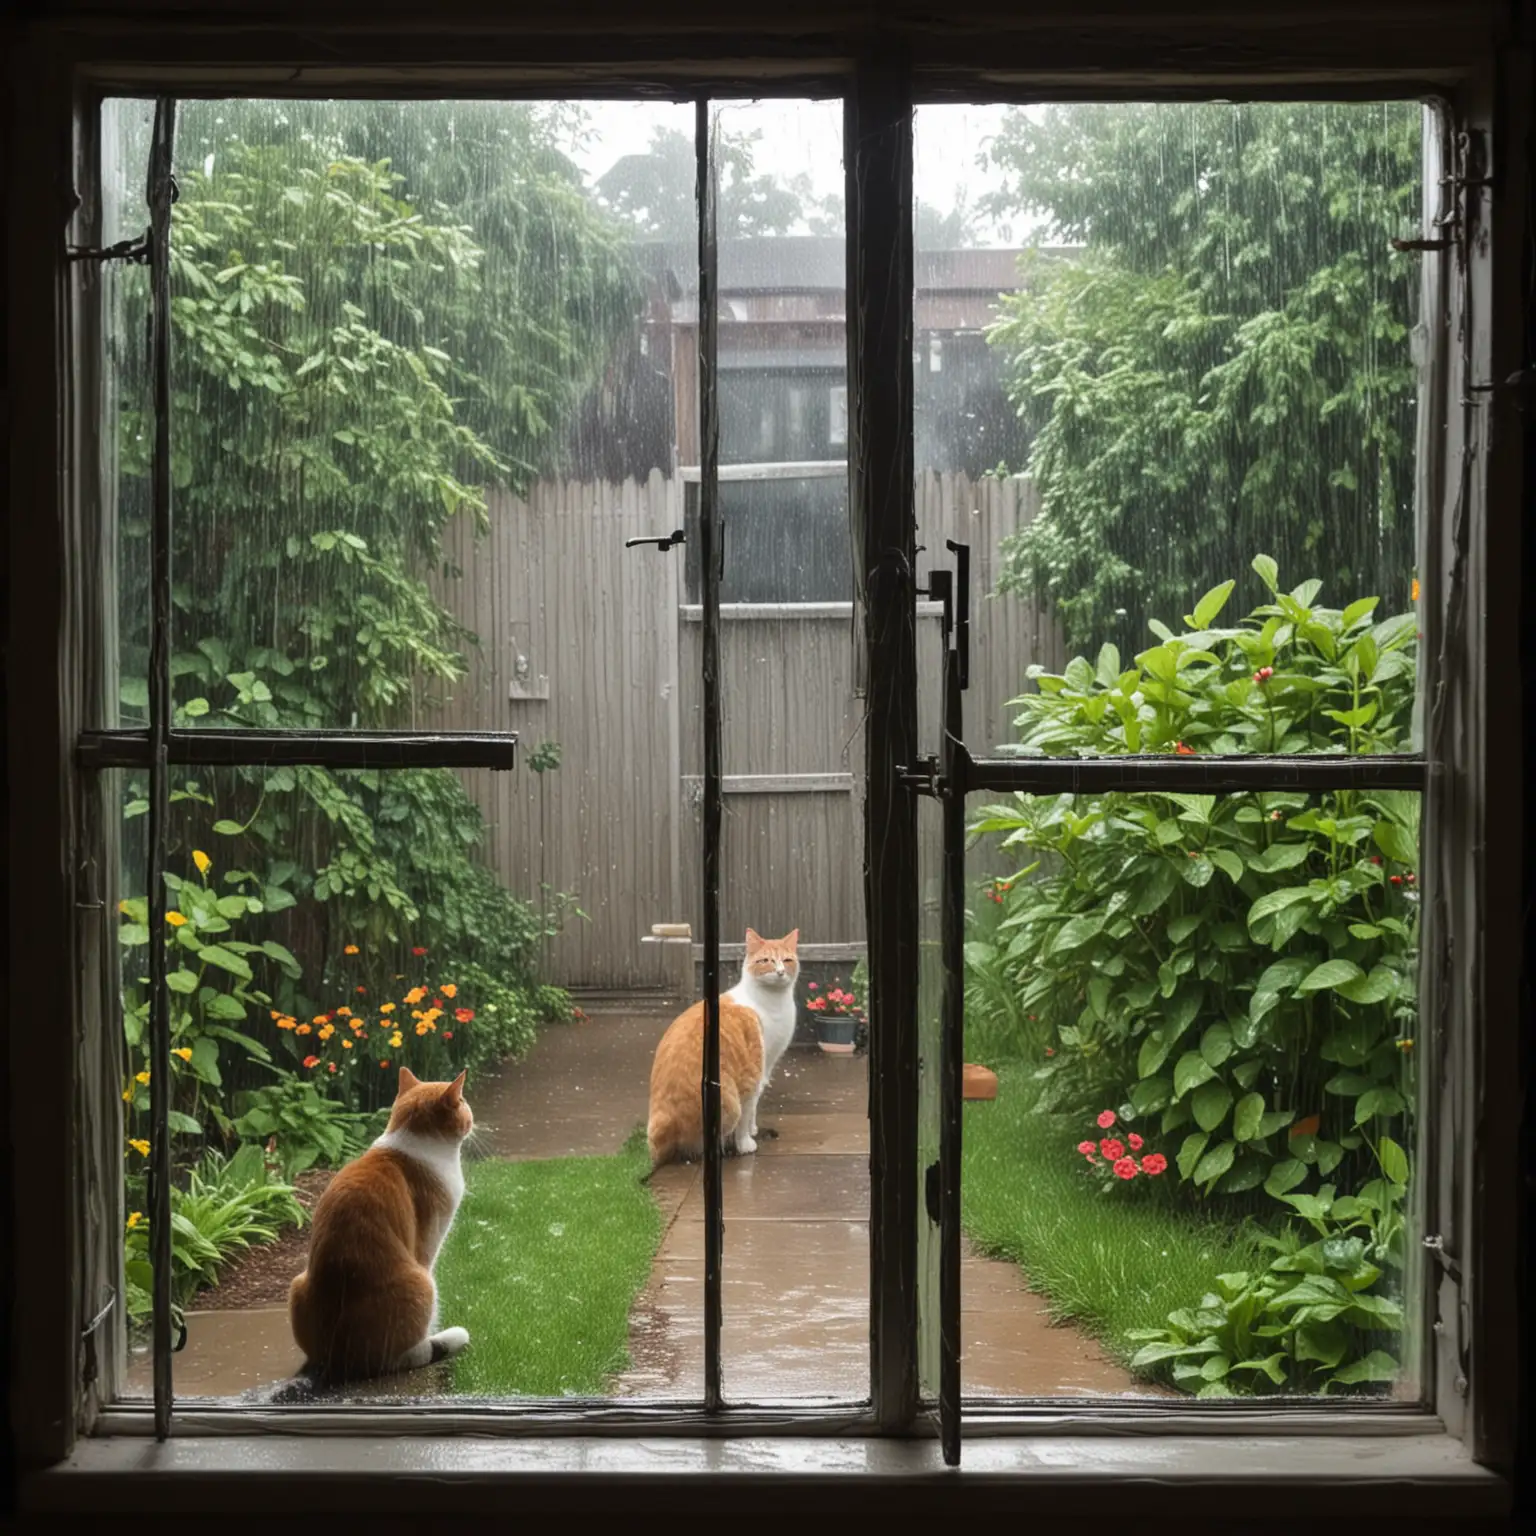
[558,98,1041,247]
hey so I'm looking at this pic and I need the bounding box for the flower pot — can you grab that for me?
[963,1063,998,1101]
[817,1015,857,1054]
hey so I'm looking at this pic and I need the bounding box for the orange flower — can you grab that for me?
[295,1023,312,1036]
[303,1055,320,1069]
[318,1023,336,1042]
[379,1060,390,1069]
[275,1016,297,1031]
[166,911,189,927]
[341,1039,353,1050]
[404,987,427,1006]
[1411,577,1420,602]
[455,1008,474,1024]
[337,1007,352,1018]
[438,983,458,999]
[379,1002,396,1015]
[344,944,360,955]
[312,1014,330,1025]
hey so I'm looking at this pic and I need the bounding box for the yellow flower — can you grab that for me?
[344,944,360,955]
[172,1046,193,1062]
[128,1139,150,1158]
[341,1039,353,1050]
[275,1016,296,1031]
[337,1007,352,1018]
[318,1023,335,1042]
[404,987,427,1006]
[166,911,189,928]
[295,1023,312,1036]
[439,983,457,999]
[136,1070,150,1085]
[193,850,212,877]
[122,1086,134,1102]
[389,1031,403,1049]
[1411,577,1421,602]
[312,1015,329,1025]
[126,1211,143,1230]
[379,1002,396,1015]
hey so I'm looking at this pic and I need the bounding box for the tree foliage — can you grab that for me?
[983,102,1424,650]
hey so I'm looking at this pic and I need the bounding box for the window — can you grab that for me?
[7,6,1522,1514]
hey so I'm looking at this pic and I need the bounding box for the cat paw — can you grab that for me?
[431,1327,470,1358]
[735,1133,758,1155]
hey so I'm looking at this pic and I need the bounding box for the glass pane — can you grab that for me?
[913,101,1429,761]
[695,98,866,1403]
[916,791,944,1400]
[104,96,725,1403]
[961,785,1421,1400]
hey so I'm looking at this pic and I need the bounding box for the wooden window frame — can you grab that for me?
[5,5,1525,1516]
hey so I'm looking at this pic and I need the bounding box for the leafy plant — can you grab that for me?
[1128,1137,1409,1395]
[983,101,1422,652]
[123,1144,305,1330]
[232,1077,380,1178]
[966,562,1419,1203]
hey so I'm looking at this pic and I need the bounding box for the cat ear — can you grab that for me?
[783,928,799,949]
[443,1070,467,1107]
[398,1066,421,1093]
[744,927,762,951]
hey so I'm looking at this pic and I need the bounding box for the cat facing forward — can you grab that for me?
[285,1066,473,1389]
[646,928,800,1170]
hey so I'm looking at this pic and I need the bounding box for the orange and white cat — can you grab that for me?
[646,928,800,1169]
[286,1066,473,1385]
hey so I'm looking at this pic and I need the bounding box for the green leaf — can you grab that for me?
[181,697,211,718]
[1181,854,1214,887]
[1208,848,1245,883]
[118,923,149,947]
[1174,1051,1216,1098]
[1232,1092,1265,1141]
[1193,1140,1236,1188]
[1191,580,1236,630]
[1298,959,1365,993]
[1177,1131,1210,1181]
[204,992,247,1021]
[1354,1087,1407,1125]
[1138,1032,1171,1078]
[196,944,253,981]
[1264,1159,1308,1197]
[1199,1022,1233,1068]
[189,1037,222,1088]
[1378,1136,1411,1186]
[1373,821,1418,867]
[1248,842,1310,874]
[1247,887,1314,928]
[1050,914,1105,954]
[1337,966,1396,1005]
[1252,554,1280,593]
[212,819,245,836]
[1192,1080,1233,1133]
[1341,597,1380,630]
[1129,1076,1171,1115]
[166,1109,204,1136]
[166,967,199,995]
[1332,1350,1401,1386]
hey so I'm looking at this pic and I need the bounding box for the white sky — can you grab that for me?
[559,99,1038,247]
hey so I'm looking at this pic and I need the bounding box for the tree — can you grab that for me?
[982,102,1423,651]
[596,124,840,240]
[114,101,637,1108]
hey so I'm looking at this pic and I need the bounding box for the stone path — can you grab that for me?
[131,1000,1144,1400]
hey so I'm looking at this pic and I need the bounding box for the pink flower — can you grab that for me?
[808,983,819,992]
[1076,1140,1097,1156]
[1254,666,1274,684]
[1097,1110,1117,1130]
[1100,1138,1125,1161]
[1128,1133,1143,1151]
[1113,1157,1138,1180]
[1141,1153,1168,1176]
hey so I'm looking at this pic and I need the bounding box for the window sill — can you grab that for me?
[22,1431,1509,1517]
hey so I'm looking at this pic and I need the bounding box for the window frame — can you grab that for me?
[6,8,1523,1509]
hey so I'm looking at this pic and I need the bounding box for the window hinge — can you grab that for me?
[66,232,151,266]
[80,1287,116,1391]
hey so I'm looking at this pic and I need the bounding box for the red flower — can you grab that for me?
[443,1031,454,1041]
[1174,742,1195,756]
[1141,1153,1168,1176]
[302,1055,320,1069]
[1390,874,1403,886]
[412,946,428,956]
[1113,1157,1138,1180]
[356,986,367,995]
[1128,1133,1143,1151]
[1101,1138,1125,1161]
[380,1060,390,1068]
[1045,1047,1055,1057]
[1077,1141,1097,1156]
[1097,1110,1117,1129]
[1254,666,1274,684]
[455,1007,474,1023]
[326,1062,337,1074]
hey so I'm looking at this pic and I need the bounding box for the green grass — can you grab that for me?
[963,1065,1266,1375]
[435,1135,662,1395]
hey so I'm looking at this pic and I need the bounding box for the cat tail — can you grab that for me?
[644,1110,677,1179]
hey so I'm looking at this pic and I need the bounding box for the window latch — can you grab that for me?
[625,528,686,553]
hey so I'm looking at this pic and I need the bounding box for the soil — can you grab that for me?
[193,1169,333,1311]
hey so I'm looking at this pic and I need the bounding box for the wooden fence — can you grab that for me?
[425,470,1065,989]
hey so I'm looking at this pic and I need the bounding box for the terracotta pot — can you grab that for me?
[963,1063,998,1101]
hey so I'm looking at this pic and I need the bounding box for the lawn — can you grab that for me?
[435,1135,662,1395]
[963,1065,1266,1376]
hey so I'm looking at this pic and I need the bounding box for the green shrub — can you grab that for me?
[232,1077,382,1178]
[967,559,1419,1204]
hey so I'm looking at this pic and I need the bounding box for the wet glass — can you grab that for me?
[103,96,732,1403]
[913,100,1428,764]
[957,785,1421,1400]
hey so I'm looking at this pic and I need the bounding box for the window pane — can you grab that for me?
[960,785,1422,1400]
[700,98,867,1403]
[913,102,1429,761]
[103,96,726,1404]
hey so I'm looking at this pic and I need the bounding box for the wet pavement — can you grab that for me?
[127,1002,1145,1401]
